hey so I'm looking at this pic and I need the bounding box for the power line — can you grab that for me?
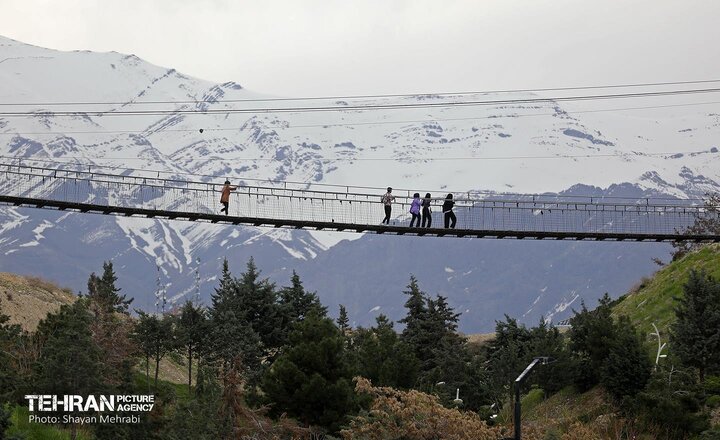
[1,148,713,165]
[2,87,720,118]
[2,78,720,107]
[1,100,719,137]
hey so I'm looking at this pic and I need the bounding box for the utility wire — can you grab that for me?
[1,100,719,137]
[2,78,720,106]
[2,87,720,118]
[1,148,713,165]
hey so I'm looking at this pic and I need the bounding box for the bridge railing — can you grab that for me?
[0,163,715,237]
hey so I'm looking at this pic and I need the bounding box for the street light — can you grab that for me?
[512,357,551,440]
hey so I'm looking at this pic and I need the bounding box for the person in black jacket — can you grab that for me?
[442,193,457,229]
[421,193,432,227]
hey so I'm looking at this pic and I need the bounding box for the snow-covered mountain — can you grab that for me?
[1,35,718,331]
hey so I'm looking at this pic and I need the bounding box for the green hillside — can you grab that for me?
[519,244,720,438]
[612,244,720,336]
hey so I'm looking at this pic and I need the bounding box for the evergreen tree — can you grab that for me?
[87,261,133,314]
[670,270,720,382]
[278,272,327,348]
[206,260,263,382]
[235,258,284,354]
[600,316,652,400]
[177,301,207,393]
[634,367,710,437]
[399,276,435,368]
[86,265,137,387]
[337,305,350,333]
[280,271,326,323]
[262,310,356,432]
[399,277,469,403]
[132,311,175,389]
[33,299,102,439]
[568,293,616,390]
[420,295,469,403]
[352,315,419,389]
[483,316,533,400]
[0,300,22,405]
[529,318,572,394]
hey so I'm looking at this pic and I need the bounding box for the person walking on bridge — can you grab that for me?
[220,180,237,215]
[409,193,421,227]
[381,187,395,224]
[443,193,457,229]
[421,193,432,227]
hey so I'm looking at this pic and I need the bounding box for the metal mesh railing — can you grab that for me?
[0,163,717,239]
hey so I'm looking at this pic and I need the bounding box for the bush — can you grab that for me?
[706,395,720,409]
[561,422,601,440]
[705,376,720,395]
[634,373,710,438]
[342,377,501,440]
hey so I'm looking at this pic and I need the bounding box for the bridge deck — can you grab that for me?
[0,163,718,242]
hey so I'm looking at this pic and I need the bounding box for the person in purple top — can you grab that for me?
[409,193,421,227]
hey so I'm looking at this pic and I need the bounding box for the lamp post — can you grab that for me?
[513,357,550,440]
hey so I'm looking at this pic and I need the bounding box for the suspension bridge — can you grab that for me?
[0,163,718,242]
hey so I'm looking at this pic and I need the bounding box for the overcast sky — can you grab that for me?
[2,0,720,97]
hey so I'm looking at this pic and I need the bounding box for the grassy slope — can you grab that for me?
[520,244,720,437]
[612,244,720,337]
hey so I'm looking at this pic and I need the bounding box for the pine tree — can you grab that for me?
[670,270,720,382]
[528,318,572,394]
[421,295,469,403]
[337,305,350,333]
[262,310,356,432]
[132,311,175,389]
[601,316,652,399]
[33,299,102,439]
[0,299,23,405]
[483,316,533,400]
[177,301,207,393]
[235,258,284,354]
[568,293,616,390]
[278,272,327,348]
[352,315,419,389]
[399,277,469,403]
[399,276,432,364]
[87,261,133,314]
[206,260,263,382]
[280,271,327,322]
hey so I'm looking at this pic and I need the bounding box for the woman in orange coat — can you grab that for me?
[220,180,237,215]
